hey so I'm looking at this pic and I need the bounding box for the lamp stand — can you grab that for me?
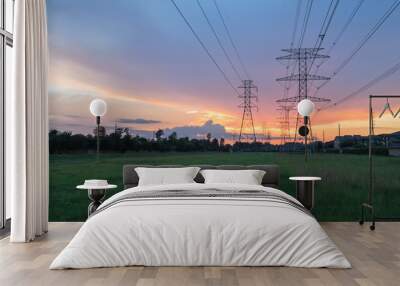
[96,116,100,161]
[304,116,309,162]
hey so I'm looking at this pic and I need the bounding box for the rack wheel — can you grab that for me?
[359,220,364,225]
[370,225,375,231]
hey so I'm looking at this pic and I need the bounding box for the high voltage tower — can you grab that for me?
[261,122,271,143]
[238,80,258,142]
[276,48,331,143]
[276,105,295,145]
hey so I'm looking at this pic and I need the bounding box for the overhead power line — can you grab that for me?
[317,59,400,112]
[196,0,242,82]
[286,0,314,91]
[311,0,364,79]
[326,0,364,56]
[283,0,303,98]
[169,0,240,96]
[286,0,314,92]
[290,0,303,50]
[212,0,250,79]
[307,0,339,73]
[314,0,400,95]
[298,0,314,49]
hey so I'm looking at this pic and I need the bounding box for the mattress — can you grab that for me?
[50,183,350,269]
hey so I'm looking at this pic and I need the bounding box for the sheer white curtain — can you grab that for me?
[8,0,49,242]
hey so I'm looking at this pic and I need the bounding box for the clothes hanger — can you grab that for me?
[394,105,400,118]
[378,98,395,118]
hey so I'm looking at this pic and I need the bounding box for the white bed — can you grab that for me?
[50,183,351,269]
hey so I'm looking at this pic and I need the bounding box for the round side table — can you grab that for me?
[289,177,321,210]
[77,184,117,216]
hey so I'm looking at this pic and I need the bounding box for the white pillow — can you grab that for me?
[200,169,266,185]
[135,167,200,186]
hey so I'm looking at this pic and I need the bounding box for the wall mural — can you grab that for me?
[47,1,400,222]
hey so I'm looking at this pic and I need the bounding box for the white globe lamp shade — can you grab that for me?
[90,99,107,117]
[297,99,315,117]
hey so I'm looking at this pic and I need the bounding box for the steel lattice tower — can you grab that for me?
[276,105,294,145]
[276,48,331,143]
[238,80,258,142]
[261,122,270,143]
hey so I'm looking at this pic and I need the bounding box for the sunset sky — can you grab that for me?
[47,0,400,141]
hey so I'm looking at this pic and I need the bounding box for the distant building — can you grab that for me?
[334,135,367,149]
[93,126,106,137]
[279,142,303,152]
[388,132,400,157]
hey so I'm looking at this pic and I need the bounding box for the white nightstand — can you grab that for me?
[289,177,321,210]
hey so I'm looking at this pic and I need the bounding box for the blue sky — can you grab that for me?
[47,0,400,140]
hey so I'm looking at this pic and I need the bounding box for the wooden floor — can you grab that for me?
[0,222,399,286]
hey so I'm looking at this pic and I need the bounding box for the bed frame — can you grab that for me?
[123,164,280,190]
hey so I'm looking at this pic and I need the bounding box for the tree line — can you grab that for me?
[49,129,275,154]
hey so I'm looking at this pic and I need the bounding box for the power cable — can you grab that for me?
[298,0,314,49]
[212,0,251,79]
[287,0,313,91]
[314,0,400,95]
[283,0,302,98]
[317,60,400,112]
[290,0,303,50]
[326,0,364,56]
[170,0,240,95]
[307,0,339,73]
[196,0,242,82]
[310,0,364,82]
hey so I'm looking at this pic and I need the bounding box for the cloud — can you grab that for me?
[164,120,229,139]
[49,114,85,120]
[117,118,161,124]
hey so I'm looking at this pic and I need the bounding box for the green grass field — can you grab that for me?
[50,152,400,222]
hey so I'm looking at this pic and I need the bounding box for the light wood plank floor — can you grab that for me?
[0,222,399,286]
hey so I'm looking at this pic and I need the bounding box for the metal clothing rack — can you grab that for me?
[360,95,400,230]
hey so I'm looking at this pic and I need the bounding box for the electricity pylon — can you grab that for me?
[238,80,258,142]
[276,105,294,145]
[276,48,331,144]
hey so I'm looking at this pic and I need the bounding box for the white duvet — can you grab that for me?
[50,183,350,269]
